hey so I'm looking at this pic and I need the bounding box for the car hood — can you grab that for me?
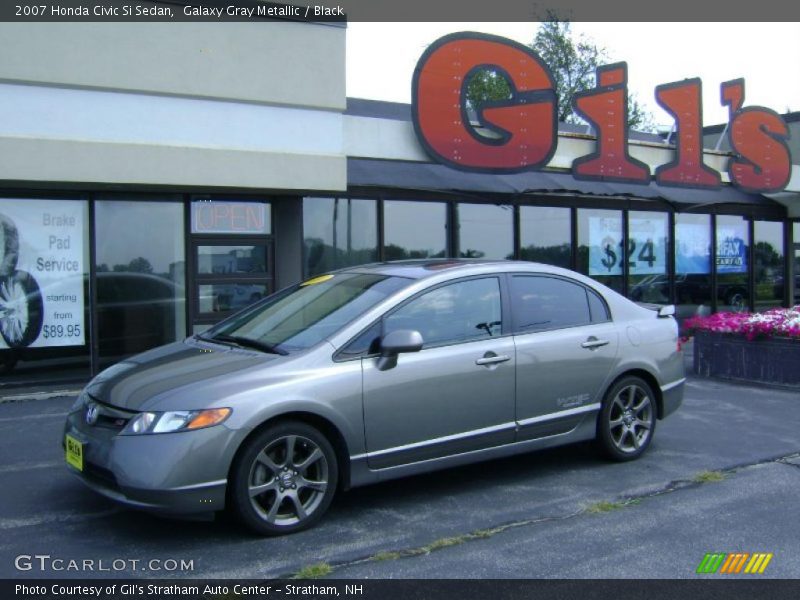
[85,338,278,411]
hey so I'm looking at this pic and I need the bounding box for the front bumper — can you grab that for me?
[63,409,241,514]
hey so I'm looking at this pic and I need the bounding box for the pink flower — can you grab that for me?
[682,305,800,341]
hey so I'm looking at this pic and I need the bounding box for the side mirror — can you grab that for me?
[376,329,424,371]
[658,305,676,318]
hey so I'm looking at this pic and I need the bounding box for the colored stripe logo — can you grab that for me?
[696,552,773,574]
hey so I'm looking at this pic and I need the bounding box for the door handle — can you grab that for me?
[475,354,511,366]
[581,338,610,350]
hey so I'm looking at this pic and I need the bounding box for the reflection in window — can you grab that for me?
[627,211,669,305]
[457,203,513,260]
[519,206,571,268]
[384,200,447,260]
[754,221,785,311]
[577,209,623,293]
[675,213,712,320]
[197,246,267,275]
[511,276,592,332]
[303,198,377,276]
[384,278,502,348]
[95,199,186,365]
[199,283,268,313]
[716,215,750,313]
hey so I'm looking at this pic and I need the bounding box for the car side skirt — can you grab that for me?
[348,410,599,488]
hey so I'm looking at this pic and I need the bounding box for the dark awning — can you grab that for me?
[347,158,779,208]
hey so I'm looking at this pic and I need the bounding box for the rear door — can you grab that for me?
[510,275,618,441]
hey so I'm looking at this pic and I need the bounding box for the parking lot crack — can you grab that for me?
[282,449,800,578]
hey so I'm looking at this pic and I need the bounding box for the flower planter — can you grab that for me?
[693,330,800,387]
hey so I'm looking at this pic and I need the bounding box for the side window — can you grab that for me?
[587,288,610,322]
[511,276,591,332]
[338,322,382,359]
[384,278,502,348]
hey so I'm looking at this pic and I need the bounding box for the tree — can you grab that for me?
[465,18,655,131]
[127,257,154,273]
[533,19,653,130]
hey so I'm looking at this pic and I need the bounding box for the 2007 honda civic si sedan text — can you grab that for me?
[64,260,685,535]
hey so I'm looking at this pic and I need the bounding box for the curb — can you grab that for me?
[0,389,82,404]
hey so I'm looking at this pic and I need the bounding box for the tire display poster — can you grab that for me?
[0,199,86,349]
[675,222,711,274]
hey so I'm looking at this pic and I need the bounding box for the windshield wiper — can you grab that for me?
[211,334,288,356]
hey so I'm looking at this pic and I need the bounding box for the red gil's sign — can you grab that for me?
[411,32,793,194]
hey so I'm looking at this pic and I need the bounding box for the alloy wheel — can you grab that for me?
[607,384,654,454]
[247,434,329,527]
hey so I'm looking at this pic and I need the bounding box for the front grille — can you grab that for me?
[86,395,135,431]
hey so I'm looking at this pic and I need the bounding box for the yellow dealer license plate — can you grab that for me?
[65,434,83,471]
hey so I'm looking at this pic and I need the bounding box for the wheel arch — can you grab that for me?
[228,411,353,492]
[603,368,665,420]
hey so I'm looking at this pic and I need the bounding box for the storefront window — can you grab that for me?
[384,200,447,260]
[519,206,571,268]
[198,283,270,313]
[197,246,268,275]
[577,208,623,294]
[95,199,186,367]
[0,197,90,383]
[794,222,800,307]
[716,215,750,312]
[456,203,513,259]
[303,197,377,276]
[675,213,712,320]
[754,221,785,311]
[627,211,669,304]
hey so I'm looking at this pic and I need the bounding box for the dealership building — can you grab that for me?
[0,18,798,384]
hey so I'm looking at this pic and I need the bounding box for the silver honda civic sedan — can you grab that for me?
[64,260,684,535]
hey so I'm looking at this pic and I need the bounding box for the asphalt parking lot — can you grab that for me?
[0,372,798,580]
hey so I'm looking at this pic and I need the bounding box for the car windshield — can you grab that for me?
[203,272,412,353]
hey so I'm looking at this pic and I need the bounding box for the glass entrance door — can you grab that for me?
[191,240,273,331]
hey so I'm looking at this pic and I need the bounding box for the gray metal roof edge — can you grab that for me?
[345,97,664,142]
[346,157,780,208]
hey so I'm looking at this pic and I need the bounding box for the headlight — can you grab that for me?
[121,408,231,435]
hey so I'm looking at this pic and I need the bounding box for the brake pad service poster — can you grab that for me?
[0,199,86,349]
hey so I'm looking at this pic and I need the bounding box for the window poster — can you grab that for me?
[716,221,748,274]
[588,215,624,276]
[627,217,667,276]
[675,221,711,274]
[0,199,86,349]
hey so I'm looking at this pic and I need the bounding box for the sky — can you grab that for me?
[346,22,800,129]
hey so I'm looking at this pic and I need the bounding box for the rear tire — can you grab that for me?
[597,376,656,462]
[229,420,338,536]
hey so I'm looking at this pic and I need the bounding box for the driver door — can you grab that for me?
[362,277,516,469]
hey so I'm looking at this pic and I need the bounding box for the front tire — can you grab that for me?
[229,420,338,535]
[0,270,44,348]
[597,376,656,461]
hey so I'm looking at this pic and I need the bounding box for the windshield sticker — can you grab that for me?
[300,274,334,287]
